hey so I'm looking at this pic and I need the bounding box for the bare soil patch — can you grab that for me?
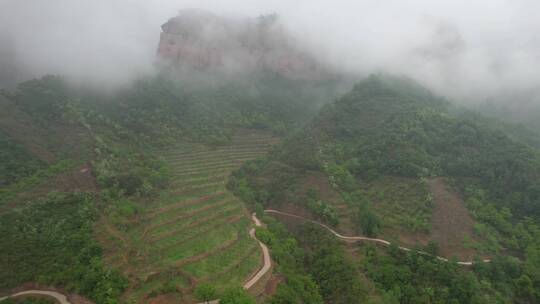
[382,227,430,250]
[25,165,98,194]
[427,177,477,260]
[263,274,284,297]
[298,172,357,234]
[0,96,95,163]
[147,293,182,304]
[298,171,340,201]
[1,165,98,213]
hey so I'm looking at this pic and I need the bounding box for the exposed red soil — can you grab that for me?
[1,165,99,213]
[298,171,340,201]
[260,170,338,221]
[147,294,182,304]
[266,169,481,261]
[0,96,95,164]
[25,165,97,196]
[40,165,98,193]
[391,228,429,245]
[264,275,284,296]
[288,171,357,234]
[427,177,478,260]
[0,96,56,163]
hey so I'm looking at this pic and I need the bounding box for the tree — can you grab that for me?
[425,241,440,257]
[254,202,264,217]
[194,284,217,303]
[219,287,255,304]
[515,274,534,299]
[356,204,380,237]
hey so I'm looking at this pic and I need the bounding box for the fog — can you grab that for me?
[1,0,539,103]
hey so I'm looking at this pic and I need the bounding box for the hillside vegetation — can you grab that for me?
[0,72,342,303]
[231,74,540,303]
[3,71,540,303]
[0,192,127,303]
[98,130,279,302]
[0,72,343,191]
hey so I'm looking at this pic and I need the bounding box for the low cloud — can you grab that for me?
[0,0,539,102]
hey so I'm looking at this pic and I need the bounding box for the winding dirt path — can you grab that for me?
[1,214,273,304]
[0,290,70,304]
[243,213,271,290]
[194,213,271,304]
[2,206,490,304]
[264,209,490,266]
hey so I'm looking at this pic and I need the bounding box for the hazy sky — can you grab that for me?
[0,0,539,101]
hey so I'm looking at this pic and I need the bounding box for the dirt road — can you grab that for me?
[0,290,70,304]
[2,213,272,304]
[264,209,490,265]
[243,213,271,290]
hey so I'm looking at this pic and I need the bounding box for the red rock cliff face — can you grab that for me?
[156,10,323,79]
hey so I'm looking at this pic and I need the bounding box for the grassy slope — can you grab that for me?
[0,72,341,303]
[97,129,279,302]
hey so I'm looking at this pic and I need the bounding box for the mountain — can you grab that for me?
[2,70,540,303]
[156,10,327,80]
[0,72,345,303]
[478,88,540,135]
[230,74,540,303]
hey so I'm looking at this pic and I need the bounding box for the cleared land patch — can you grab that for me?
[427,177,479,260]
[96,129,278,303]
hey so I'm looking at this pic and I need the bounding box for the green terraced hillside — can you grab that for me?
[97,129,279,303]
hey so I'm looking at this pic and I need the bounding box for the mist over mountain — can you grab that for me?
[155,10,327,80]
[1,0,539,103]
[2,2,540,304]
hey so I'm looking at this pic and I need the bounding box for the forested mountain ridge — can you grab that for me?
[349,76,537,213]
[230,74,540,303]
[268,74,540,219]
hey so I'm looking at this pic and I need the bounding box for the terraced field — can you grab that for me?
[97,129,278,303]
